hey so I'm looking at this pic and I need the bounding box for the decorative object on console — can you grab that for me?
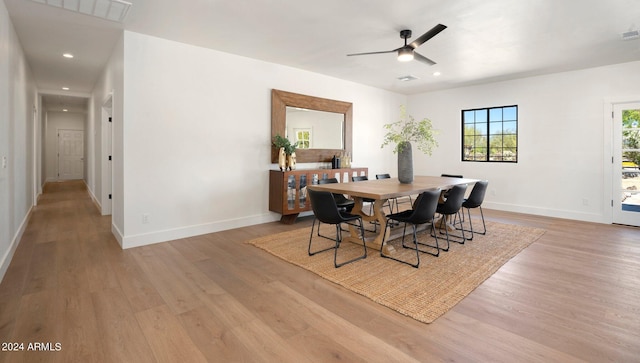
[381,105,438,184]
[278,147,286,171]
[273,134,299,171]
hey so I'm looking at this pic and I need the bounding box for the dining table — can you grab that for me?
[307,175,479,254]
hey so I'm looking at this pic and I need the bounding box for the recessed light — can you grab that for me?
[433,71,441,77]
[62,87,70,90]
[62,109,68,112]
[63,53,74,59]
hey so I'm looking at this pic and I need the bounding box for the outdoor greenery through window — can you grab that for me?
[295,129,310,149]
[623,109,640,168]
[462,105,518,162]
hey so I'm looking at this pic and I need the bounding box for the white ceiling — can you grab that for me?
[4,0,640,111]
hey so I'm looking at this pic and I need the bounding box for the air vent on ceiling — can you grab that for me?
[622,30,640,40]
[397,75,419,82]
[30,0,132,23]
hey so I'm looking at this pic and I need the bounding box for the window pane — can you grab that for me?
[503,134,517,148]
[489,108,502,122]
[475,123,487,135]
[503,106,517,120]
[489,122,503,135]
[463,110,475,123]
[463,135,475,146]
[464,125,476,136]
[490,135,503,148]
[474,110,487,122]
[504,121,517,134]
[503,147,517,161]
[474,148,487,160]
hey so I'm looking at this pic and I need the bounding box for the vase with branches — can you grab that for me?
[381,105,438,183]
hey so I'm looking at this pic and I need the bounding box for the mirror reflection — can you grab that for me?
[286,107,344,149]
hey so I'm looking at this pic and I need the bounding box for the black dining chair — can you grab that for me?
[440,174,463,199]
[375,173,412,213]
[351,175,379,232]
[318,178,354,212]
[380,189,441,268]
[456,180,489,240]
[308,189,367,268]
[316,177,354,238]
[434,184,468,249]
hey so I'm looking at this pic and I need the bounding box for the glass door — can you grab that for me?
[613,102,640,226]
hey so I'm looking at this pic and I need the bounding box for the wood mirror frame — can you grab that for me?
[271,89,352,163]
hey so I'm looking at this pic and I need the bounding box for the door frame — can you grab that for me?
[101,94,113,215]
[603,96,640,225]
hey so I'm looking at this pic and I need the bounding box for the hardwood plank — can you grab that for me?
[135,305,208,363]
[2,290,60,363]
[22,241,58,295]
[90,287,155,363]
[129,246,205,314]
[106,248,166,313]
[53,291,105,363]
[178,305,254,362]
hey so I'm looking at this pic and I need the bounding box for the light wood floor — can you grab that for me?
[1,180,639,362]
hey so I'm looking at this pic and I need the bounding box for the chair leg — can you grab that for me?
[412,221,441,256]
[476,206,487,235]
[309,218,338,256]
[454,207,486,240]
[381,219,441,268]
[435,212,466,245]
[334,219,367,268]
[431,221,449,252]
[380,220,419,268]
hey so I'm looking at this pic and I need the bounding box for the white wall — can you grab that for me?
[118,31,404,248]
[44,111,85,181]
[0,0,37,282]
[408,61,640,223]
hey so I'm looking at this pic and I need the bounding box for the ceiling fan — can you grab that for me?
[347,24,447,66]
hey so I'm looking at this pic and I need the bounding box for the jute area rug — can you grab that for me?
[247,220,545,323]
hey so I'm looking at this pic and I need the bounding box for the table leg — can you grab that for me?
[345,197,395,255]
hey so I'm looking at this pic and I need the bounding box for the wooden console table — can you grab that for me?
[269,167,368,224]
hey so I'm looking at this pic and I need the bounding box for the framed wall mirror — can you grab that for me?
[271,89,352,163]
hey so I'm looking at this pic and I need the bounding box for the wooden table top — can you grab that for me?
[307,175,478,200]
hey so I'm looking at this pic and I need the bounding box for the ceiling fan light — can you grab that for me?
[397,48,414,62]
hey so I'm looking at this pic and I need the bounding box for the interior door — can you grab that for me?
[58,129,84,180]
[612,102,640,226]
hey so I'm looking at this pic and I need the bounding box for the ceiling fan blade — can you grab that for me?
[409,24,447,49]
[347,49,397,57]
[413,52,436,66]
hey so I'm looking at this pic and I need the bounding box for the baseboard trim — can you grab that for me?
[120,213,280,249]
[0,206,33,283]
[85,181,102,214]
[483,201,605,224]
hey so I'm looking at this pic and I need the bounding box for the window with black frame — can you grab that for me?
[462,105,518,162]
